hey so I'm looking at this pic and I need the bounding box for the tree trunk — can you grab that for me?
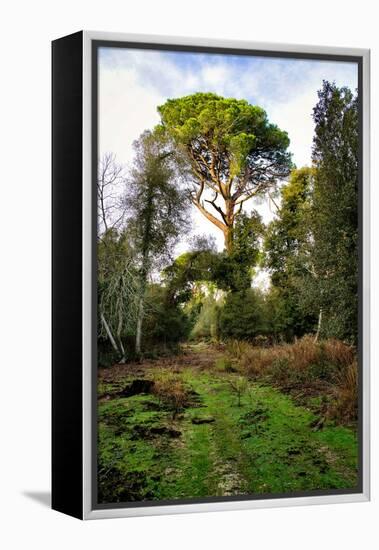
[224,199,235,253]
[135,258,149,356]
[224,226,234,253]
[117,340,126,363]
[116,301,126,362]
[314,307,323,343]
[101,312,119,353]
[135,292,145,356]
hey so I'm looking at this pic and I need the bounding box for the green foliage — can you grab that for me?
[97,83,358,367]
[263,286,294,341]
[264,167,317,340]
[212,211,264,291]
[127,130,191,354]
[157,93,291,182]
[263,81,358,346]
[142,284,191,347]
[163,212,266,343]
[163,248,218,304]
[220,288,267,340]
[311,81,358,344]
[164,211,263,304]
[127,130,190,270]
[157,93,292,252]
[227,376,249,406]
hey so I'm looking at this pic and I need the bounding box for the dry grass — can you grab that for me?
[227,336,354,378]
[226,336,358,423]
[328,360,358,422]
[152,370,189,418]
[322,338,355,369]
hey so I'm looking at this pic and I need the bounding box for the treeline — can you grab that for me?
[98,81,358,365]
[265,82,358,344]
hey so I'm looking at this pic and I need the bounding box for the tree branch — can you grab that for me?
[204,192,228,225]
[190,196,227,233]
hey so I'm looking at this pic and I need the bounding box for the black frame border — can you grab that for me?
[52,30,84,519]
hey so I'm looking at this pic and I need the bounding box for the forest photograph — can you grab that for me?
[96,46,360,504]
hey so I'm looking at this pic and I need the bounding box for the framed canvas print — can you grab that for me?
[52,31,370,520]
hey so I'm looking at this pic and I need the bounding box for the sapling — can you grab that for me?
[228,376,249,407]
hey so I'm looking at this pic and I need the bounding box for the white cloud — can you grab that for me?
[99,67,163,165]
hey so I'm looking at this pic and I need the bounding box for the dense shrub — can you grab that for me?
[152,370,190,418]
[220,289,267,340]
[143,285,191,348]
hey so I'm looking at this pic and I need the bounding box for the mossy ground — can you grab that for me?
[97,343,358,503]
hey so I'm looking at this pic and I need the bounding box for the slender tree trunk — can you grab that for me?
[116,307,126,363]
[314,307,323,343]
[118,339,126,363]
[101,312,119,353]
[135,280,146,356]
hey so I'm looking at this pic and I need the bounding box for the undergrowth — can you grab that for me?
[226,336,357,423]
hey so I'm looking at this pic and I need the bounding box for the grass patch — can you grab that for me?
[97,354,358,503]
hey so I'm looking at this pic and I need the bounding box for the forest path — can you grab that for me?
[98,342,358,503]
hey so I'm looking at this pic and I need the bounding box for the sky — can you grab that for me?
[98,46,358,280]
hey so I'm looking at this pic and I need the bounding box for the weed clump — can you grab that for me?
[152,370,190,418]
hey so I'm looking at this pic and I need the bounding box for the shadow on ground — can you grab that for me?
[23,491,51,508]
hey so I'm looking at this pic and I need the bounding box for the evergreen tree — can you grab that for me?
[264,167,317,340]
[220,288,266,340]
[157,93,292,252]
[127,131,189,354]
[311,81,359,344]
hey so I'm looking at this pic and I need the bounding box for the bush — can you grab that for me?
[143,285,191,348]
[98,342,120,368]
[152,370,189,418]
[220,289,266,340]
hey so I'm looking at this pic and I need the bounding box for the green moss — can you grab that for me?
[97,357,358,503]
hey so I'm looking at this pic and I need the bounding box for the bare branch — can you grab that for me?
[97,153,126,235]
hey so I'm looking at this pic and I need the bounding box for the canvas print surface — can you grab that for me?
[96,44,360,505]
